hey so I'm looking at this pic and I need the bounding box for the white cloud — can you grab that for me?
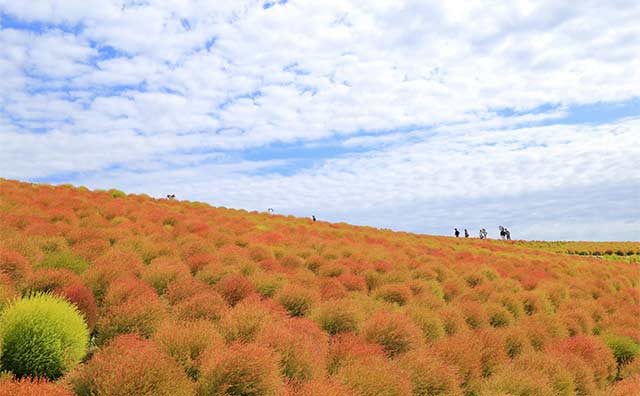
[1,0,639,240]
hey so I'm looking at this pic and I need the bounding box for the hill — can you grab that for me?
[0,178,638,396]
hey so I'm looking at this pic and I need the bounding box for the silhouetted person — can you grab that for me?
[499,226,506,240]
[312,215,317,222]
[464,229,469,238]
[166,194,175,200]
[454,228,460,238]
[505,228,511,240]
[480,228,488,239]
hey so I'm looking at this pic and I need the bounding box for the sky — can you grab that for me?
[1,0,639,241]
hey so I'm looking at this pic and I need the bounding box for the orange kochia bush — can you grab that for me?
[197,342,284,396]
[70,334,193,396]
[0,378,74,396]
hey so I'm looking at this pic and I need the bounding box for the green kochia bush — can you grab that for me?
[0,293,89,379]
[37,251,89,274]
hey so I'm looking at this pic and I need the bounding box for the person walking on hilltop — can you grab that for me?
[479,228,487,239]
[505,228,511,240]
[464,229,469,238]
[454,228,460,238]
[499,226,506,240]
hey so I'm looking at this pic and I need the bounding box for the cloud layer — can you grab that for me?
[1,0,639,240]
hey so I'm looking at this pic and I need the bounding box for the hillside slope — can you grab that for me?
[0,178,639,396]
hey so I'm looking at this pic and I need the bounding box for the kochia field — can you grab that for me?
[0,178,638,396]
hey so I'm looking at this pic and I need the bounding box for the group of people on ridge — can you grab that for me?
[454,226,511,240]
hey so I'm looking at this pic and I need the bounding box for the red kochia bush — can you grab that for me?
[434,330,508,390]
[328,333,387,374]
[96,277,167,344]
[608,376,640,396]
[165,276,210,304]
[374,283,412,306]
[0,248,31,286]
[198,342,284,396]
[173,290,229,322]
[0,377,74,396]
[142,257,191,295]
[399,349,463,396]
[154,319,225,380]
[215,274,255,306]
[26,268,79,293]
[335,354,412,396]
[276,283,319,317]
[219,297,273,344]
[361,312,423,357]
[319,277,348,300]
[256,318,329,385]
[337,273,367,292]
[184,252,218,274]
[83,249,145,304]
[547,335,617,387]
[70,334,193,396]
[58,281,98,331]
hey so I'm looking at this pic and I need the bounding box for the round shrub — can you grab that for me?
[374,283,412,306]
[173,290,229,322]
[215,274,255,306]
[547,335,617,386]
[487,303,513,328]
[197,342,284,396]
[0,248,31,287]
[328,333,386,375]
[219,298,272,344]
[83,249,145,304]
[477,364,556,396]
[108,188,126,198]
[361,312,423,358]
[256,318,329,385]
[37,251,88,274]
[25,268,78,294]
[337,273,367,292]
[335,355,412,396]
[315,300,361,335]
[608,376,640,396]
[254,274,286,298]
[58,281,98,332]
[96,277,167,345]
[438,308,467,336]
[406,306,445,343]
[166,276,210,304]
[319,277,348,300]
[276,284,318,317]
[604,334,640,368]
[70,334,193,396]
[142,257,191,295]
[0,293,89,379]
[399,350,463,396]
[154,319,225,380]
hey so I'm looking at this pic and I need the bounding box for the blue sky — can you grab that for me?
[1,0,639,241]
